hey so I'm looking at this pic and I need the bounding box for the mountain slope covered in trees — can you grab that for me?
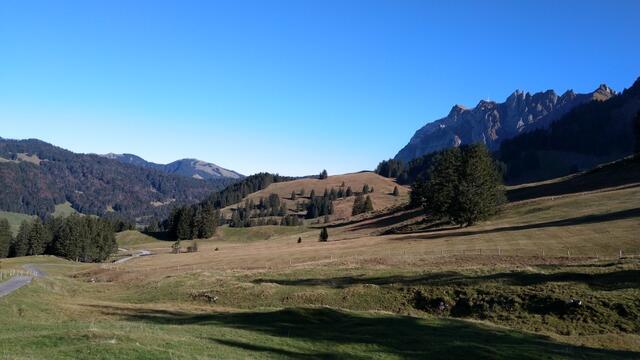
[498,78,640,183]
[0,138,237,220]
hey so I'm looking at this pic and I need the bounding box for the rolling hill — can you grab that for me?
[103,153,243,180]
[221,172,409,220]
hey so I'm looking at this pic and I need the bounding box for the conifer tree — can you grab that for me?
[291,191,296,200]
[364,195,374,212]
[392,186,400,196]
[309,189,316,199]
[409,179,428,209]
[319,227,329,242]
[329,188,337,200]
[0,219,11,258]
[12,221,30,257]
[231,209,242,228]
[362,184,370,194]
[425,144,505,226]
[27,218,47,256]
[319,170,328,179]
[352,194,365,216]
[279,203,287,216]
[346,187,353,197]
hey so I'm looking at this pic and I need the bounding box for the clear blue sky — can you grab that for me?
[1,0,638,176]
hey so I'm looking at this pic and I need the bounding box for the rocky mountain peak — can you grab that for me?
[592,84,615,101]
[394,81,619,162]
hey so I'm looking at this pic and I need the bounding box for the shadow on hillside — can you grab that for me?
[345,208,425,233]
[252,269,640,291]
[89,305,638,359]
[140,231,174,241]
[322,208,414,230]
[507,156,640,202]
[391,207,640,241]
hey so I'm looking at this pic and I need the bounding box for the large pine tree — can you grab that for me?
[12,221,31,257]
[424,144,505,226]
[26,218,48,256]
[352,194,365,216]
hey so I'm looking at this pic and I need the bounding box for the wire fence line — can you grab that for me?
[0,269,39,282]
[99,246,640,274]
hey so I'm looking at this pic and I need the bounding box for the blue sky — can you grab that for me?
[1,0,638,176]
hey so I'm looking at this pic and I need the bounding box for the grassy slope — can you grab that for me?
[0,211,34,235]
[0,266,637,359]
[222,172,409,220]
[53,201,78,217]
[1,161,639,358]
[0,202,78,235]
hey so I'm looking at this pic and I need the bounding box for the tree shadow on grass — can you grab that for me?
[252,269,640,291]
[90,305,638,359]
[391,207,640,241]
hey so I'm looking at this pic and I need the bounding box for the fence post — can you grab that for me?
[498,248,501,256]
[619,250,623,259]
[567,250,570,258]
[542,249,545,257]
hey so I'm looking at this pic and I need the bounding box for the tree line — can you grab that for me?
[0,215,117,262]
[165,202,222,240]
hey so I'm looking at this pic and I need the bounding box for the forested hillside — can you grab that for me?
[0,138,237,221]
[498,78,640,183]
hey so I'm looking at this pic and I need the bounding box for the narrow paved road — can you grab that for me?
[114,249,152,264]
[0,264,44,298]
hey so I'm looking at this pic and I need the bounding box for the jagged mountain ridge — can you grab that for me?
[395,84,616,162]
[103,153,243,180]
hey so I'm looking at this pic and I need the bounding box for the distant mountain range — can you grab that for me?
[395,84,616,162]
[0,138,238,220]
[102,153,243,180]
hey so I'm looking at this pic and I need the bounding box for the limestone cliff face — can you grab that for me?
[394,84,615,162]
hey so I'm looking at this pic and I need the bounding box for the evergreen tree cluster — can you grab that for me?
[418,144,505,227]
[319,169,328,180]
[375,151,441,185]
[1,215,116,262]
[228,194,289,228]
[351,193,374,216]
[201,173,294,209]
[305,195,334,219]
[375,159,404,178]
[167,202,221,240]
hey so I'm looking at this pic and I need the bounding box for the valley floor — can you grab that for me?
[1,180,639,359]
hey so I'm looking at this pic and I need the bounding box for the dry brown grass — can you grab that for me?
[104,182,640,284]
[222,172,409,219]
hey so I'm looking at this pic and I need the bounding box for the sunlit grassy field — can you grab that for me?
[1,168,639,358]
[0,210,35,235]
